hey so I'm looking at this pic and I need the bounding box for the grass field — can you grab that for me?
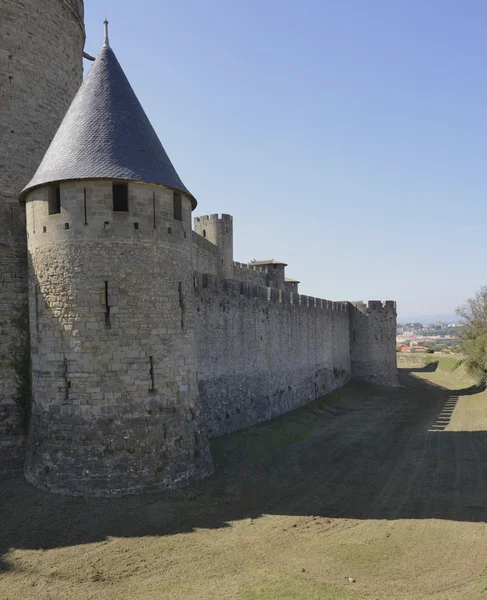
[1,360,487,599]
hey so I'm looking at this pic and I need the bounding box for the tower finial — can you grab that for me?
[103,18,109,47]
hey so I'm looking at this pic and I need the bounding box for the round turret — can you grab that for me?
[0,0,85,474]
[22,35,212,495]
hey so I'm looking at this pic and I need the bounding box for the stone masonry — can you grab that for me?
[0,0,85,474]
[0,4,398,495]
[24,181,212,495]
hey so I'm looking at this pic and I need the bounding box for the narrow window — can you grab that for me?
[203,229,206,238]
[149,356,156,391]
[173,191,182,221]
[104,281,111,328]
[178,282,184,329]
[64,357,71,401]
[83,187,88,225]
[48,186,61,215]
[113,183,128,212]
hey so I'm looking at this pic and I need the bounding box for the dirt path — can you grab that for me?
[1,364,487,599]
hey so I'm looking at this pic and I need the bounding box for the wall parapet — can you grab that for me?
[194,272,348,312]
[194,214,233,223]
[352,300,397,312]
[233,261,267,273]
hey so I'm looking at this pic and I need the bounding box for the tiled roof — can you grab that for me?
[21,43,196,208]
[251,259,288,266]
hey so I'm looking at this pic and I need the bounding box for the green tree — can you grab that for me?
[456,286,487,384]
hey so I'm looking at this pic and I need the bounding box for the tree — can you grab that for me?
[456,286,487,329]
[456,286,487,384]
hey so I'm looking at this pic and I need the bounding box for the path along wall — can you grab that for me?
[194,276,351,437]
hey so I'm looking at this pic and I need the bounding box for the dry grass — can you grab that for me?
[1,365,487,599]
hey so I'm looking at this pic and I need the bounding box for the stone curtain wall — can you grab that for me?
[0,0,85,474]
[194,276,351,438]
[191,232,218,276]
[349,301,399,386]
[24,181,212,495]
[232,262,269,286]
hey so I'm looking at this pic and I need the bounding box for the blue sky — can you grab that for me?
[83,0,487,318]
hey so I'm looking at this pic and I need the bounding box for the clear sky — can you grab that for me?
[83,0,487,318]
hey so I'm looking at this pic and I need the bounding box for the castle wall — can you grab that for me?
[24,181,212,495]
[194,277,351,438]
[192,232,218,276]
[0,0,85,474]
[194,215,233,279]
[232,262,269,286]
[349,301,399,386]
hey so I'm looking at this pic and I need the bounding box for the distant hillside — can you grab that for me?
[398,314,459,324]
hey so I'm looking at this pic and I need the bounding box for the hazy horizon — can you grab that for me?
[397,313,460,324]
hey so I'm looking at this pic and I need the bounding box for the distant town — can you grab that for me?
[396,321,464,354]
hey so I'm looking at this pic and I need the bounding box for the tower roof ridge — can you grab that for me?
[251,259,288,267]
[21,43,196,207]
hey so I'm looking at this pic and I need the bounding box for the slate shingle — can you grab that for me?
[21,44,196,208]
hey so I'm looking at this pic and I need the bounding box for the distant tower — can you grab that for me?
[21,26,212,495]
[193,214,234,279]
[349,301,399,386]
[249,259,287,290]
[0,0,85,473]
[284,278,300,294]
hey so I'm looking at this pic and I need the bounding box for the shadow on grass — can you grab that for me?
[1,371,487,571]
[402,360,439,373]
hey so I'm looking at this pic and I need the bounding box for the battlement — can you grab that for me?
[194,214,233,224]
[352,300,397,312]
[233,261,267,273]
[194,273,348,312]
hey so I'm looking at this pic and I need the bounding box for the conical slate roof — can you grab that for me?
[21,42,196,207]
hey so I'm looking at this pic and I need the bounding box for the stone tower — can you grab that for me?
[349,301,399,387]
[0,0,85,473]
[20,28,213,495]
[193,214,234,279]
